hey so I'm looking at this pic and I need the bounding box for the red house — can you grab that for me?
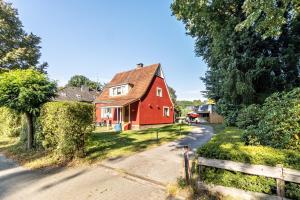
[94,63,174,130]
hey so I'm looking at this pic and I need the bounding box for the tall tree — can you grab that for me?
[172,0,300,103]
[236,0,300,38]
[168,86,177,103]
[67,75,103,91]
[0,69,56,149]
[171,0,300,124]
[168,86,182,117]
[0,0,47,71]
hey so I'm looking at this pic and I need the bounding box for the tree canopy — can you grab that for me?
[67,75,103,91]
[171,0,300,105]
[0,69,56,148]
[236,0,300,38]
[0,0,47,71]
[171,0,300,124]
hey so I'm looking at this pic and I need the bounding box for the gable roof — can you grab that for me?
[54,86,99,103]
[94,63,160,106]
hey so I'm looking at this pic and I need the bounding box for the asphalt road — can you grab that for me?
[0,125,214,200]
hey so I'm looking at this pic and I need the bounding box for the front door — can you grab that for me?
[123,105,129,123]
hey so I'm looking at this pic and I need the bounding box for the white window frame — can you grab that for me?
[101,108,112,118]
[163,106,170,117]
[157,87,162,97]
[109,84,129,97]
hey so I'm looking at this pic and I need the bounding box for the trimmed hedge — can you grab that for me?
[38,101,94,158]
[197,127,300,199]
[0,107,22,137]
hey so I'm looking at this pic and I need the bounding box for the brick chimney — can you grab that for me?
[136,63,143,69]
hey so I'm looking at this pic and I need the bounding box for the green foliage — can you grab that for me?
[177,177,188,189]
[243,88,300,150]
[171,0,300,120]
[168,86,177,103]
[0,0,47,71]
[236,0,300,38]
[167,86,183,117]
[200,167,276,194]
[0,107,21,137]
[67,75,103,91]
[236,104,260,129]
[177,100,203,108]
[286,182,300,200]
[216,100,240,126]
[198,127,300,170]
[0,69,56,115]
[197,126,300,199]
[39,101,94,159]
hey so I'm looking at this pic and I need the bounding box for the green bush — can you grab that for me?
[0,107,22,137]
[243,88,300,150]
[216,100,240,126]
[286,183,300,200]
[39,101,94,159]
[236,104,260,129]
[197,126,300,199]
[200,167,276,194]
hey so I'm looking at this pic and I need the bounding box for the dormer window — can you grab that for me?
[157,87,162,97]
[109,84,130,96]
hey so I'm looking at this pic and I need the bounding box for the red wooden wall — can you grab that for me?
[95,75,174,126]
[139,76,174,125]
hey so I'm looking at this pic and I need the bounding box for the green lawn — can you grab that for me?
[0,124,192,168]
[198,127,300,170]
[85,124,192,161]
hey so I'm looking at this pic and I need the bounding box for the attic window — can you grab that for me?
[157,87,162,97]
[110,84,129,96]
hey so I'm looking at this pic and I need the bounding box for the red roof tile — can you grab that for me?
[95,63,160,106]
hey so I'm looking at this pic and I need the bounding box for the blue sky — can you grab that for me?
[8,0,207,101]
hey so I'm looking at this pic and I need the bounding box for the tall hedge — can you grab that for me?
[0,107,22,137]
[39,101,94,158]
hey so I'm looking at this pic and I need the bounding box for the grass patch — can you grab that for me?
[0,124,192,168]
[85,124,192,162]
[197,126,300,199]
[198,127,300,169]
[207,123,225,134]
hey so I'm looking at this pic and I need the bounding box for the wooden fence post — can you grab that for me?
[276,164,285,198]
[198,163,202,182]
[184,146,191,184]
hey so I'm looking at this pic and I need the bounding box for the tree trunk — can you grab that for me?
[25,112,34,149]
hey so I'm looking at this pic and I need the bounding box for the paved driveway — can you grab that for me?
[102,125,213,184]
[0,125,213,200]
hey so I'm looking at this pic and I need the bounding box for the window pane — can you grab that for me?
[117,87,121,95]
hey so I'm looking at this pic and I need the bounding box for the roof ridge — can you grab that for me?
[114,63,160,75]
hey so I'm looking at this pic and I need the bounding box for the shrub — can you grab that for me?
[286,182,300,200]
[197,126,300,199]
[243,88,300,150]
[39,101,94,159]
[200,167,276,194]
[0,107,22,137]
[236,104,261,129]
[216,100,240,126]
